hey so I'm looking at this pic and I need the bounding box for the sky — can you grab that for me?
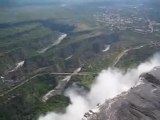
[0,0,157,6]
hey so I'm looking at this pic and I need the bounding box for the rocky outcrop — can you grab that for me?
[84,67,160,120]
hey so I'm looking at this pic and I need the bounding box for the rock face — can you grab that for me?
[84,67,160,120]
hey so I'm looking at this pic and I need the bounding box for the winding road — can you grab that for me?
[113,45,146,66]
[1,42,160,98]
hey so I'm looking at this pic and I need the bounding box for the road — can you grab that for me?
[113,45,146,66]
[0,74,41,97]
[1,42,160,98]
[50,72,97,76]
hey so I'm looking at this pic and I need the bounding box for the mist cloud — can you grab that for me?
[39,52,160,120]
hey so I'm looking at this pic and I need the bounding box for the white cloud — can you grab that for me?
[39,52,160,120]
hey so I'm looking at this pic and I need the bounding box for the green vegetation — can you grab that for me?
[116,45,160,68]
[0,74,70,120]
[1,1,160,120]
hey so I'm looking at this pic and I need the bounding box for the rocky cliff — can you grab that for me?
[84,67,160,120]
